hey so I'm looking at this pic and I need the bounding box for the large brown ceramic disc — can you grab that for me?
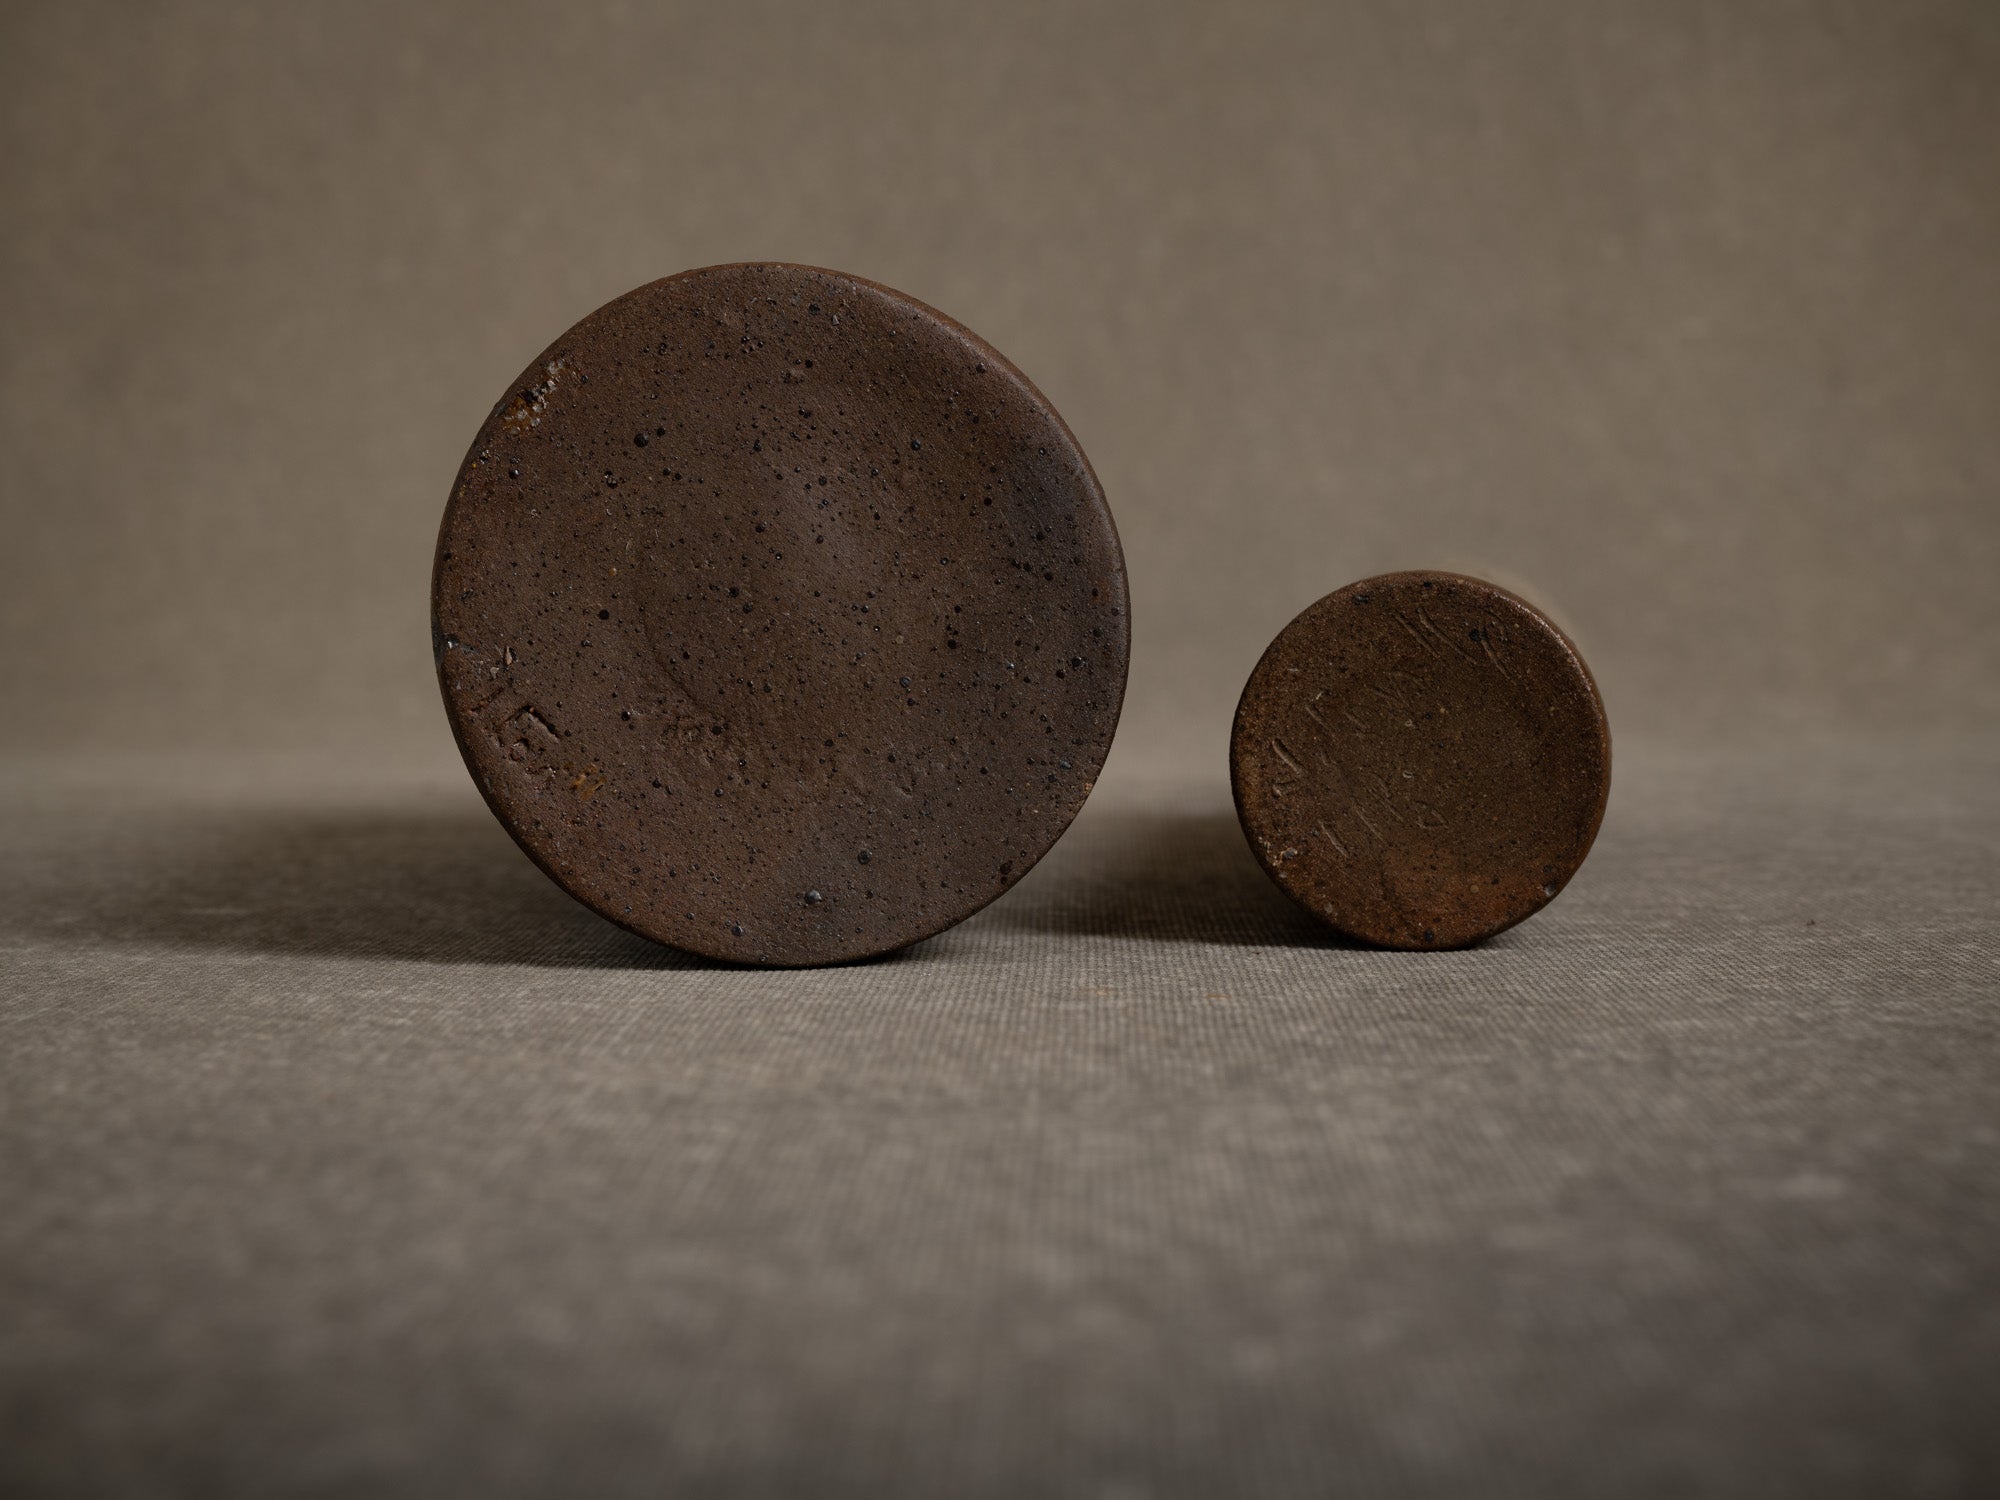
[1231,571,1609,949]
[434,265,1128,965]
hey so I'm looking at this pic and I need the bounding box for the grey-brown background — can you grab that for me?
[5,4,1999,1498]
[5,0,1996,771]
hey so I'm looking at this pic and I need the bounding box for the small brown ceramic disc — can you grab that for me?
[1231,572,1609,949]
[434,264,1128,965]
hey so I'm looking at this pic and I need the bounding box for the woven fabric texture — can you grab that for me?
[4,745,1995,1497]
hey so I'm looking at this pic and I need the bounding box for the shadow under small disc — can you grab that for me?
[1231,571,1609,949]
[434,264,1129,965]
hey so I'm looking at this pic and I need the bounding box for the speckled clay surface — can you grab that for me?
[1231,571,1610,949]
[434,264,1128,965]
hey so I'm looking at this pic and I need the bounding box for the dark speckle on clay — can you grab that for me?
[432,263,1129,966]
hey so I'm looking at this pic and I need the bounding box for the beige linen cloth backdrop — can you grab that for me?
[4,3,1997,1496]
